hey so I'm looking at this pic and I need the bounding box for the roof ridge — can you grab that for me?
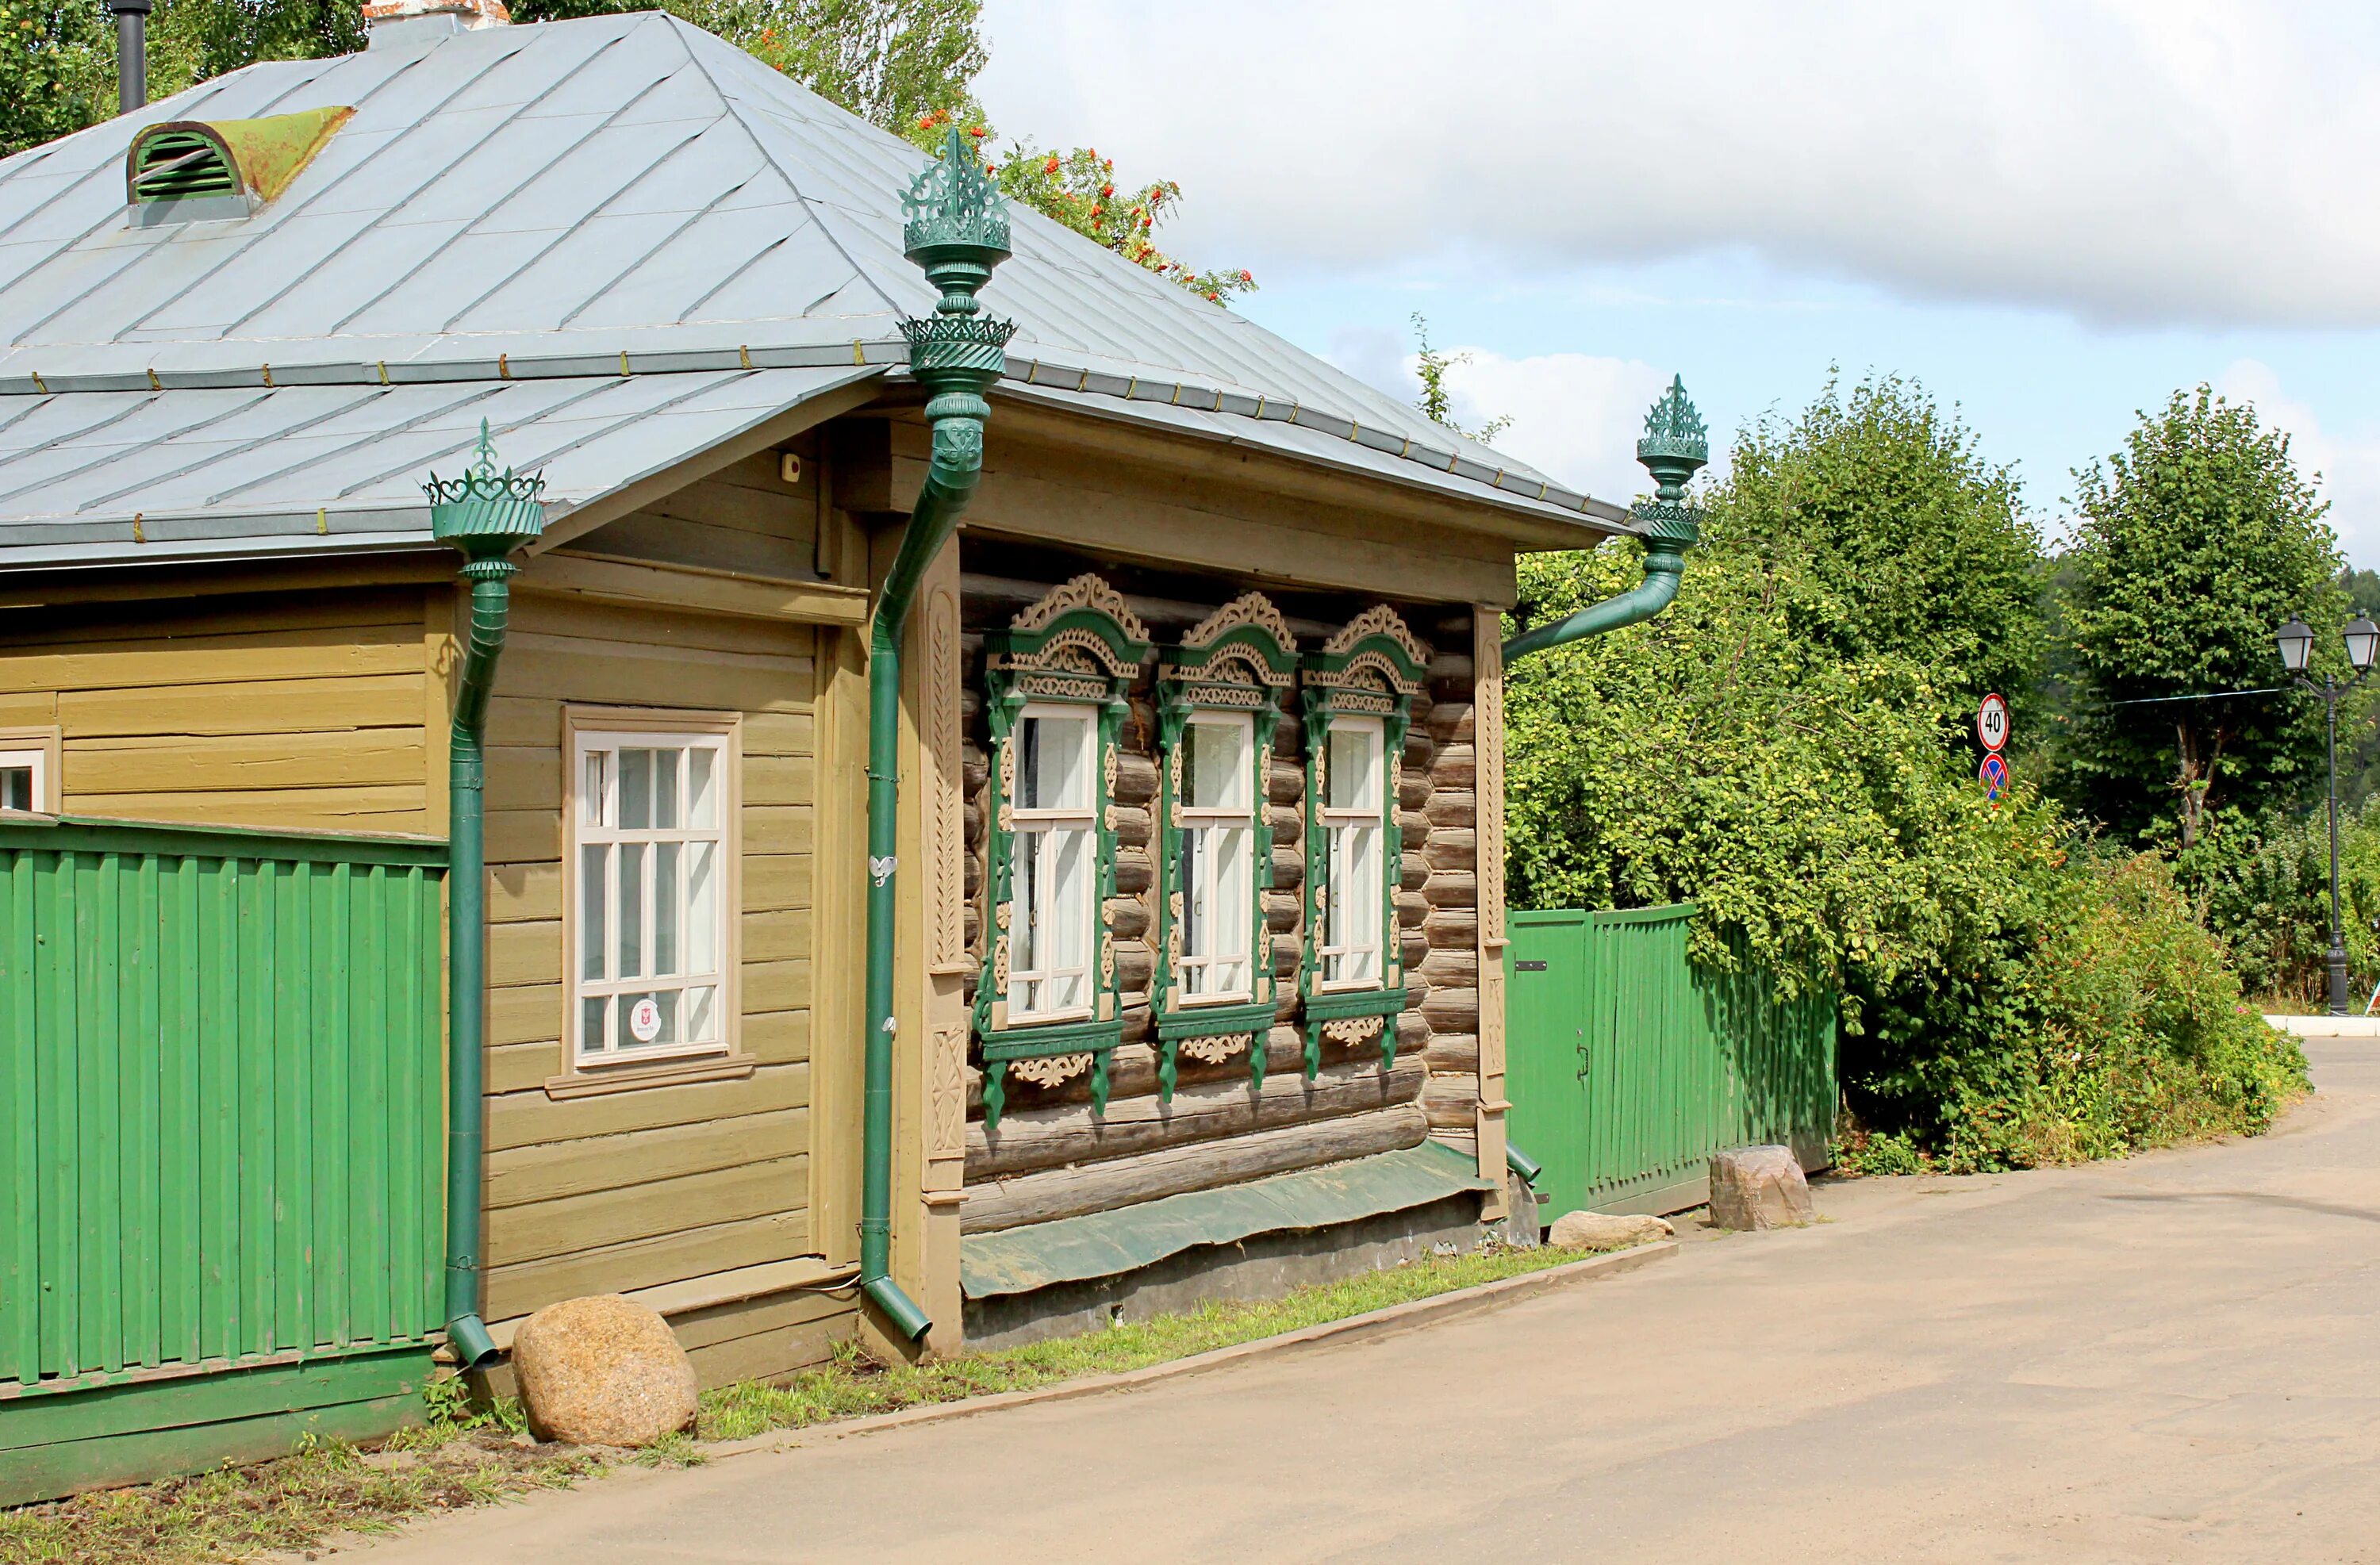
[672,17,910,324]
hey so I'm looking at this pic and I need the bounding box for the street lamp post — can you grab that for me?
[2275,612,2380,1015]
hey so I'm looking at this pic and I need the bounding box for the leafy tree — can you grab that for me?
[512,0,981,130]
[1505,376,2303,1167]
[1716,372,2040,716]
[900,108,1254,305]
[2,0,359,156]
[2,0,970,155]
[1410,313,1510,443]
[2064,386,2344,847]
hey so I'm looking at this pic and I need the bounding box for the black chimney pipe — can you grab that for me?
[110,0,152,116]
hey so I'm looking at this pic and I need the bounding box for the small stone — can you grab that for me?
[511,1295,698,1448]
[1546,1210,1674,1250]
[1708,1145,1815,1231]
[1501,1172,1543,1249]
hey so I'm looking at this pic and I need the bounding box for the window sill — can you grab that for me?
[544,1051,755,1100]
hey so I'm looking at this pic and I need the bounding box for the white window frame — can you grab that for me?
[1177,711,1258,1007]
[1006,701,1101,1026]
[564,709,742,1070]
[0,727,61,818]
[1317,715,1387,992]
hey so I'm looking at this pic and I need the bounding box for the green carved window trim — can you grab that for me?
[1152,593,1299,1099]
[974,574,1153,1130]
[1296,605,1428,1080]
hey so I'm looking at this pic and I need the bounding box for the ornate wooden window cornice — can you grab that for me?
[1296,604,1426,1078]
[1151,593,1299,1099]
[974,573,1153,1130]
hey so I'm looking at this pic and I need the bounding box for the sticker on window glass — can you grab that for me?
[628,995,663,1044]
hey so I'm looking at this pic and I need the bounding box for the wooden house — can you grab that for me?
[0,7,1690,1493]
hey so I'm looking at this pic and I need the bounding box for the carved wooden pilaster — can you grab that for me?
[1472,604,1510,1209]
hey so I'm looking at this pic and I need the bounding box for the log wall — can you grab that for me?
[956,569,1483,1229]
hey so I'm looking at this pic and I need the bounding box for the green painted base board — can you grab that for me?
[0,1346,433,1507]
[961,1140,1494,1300]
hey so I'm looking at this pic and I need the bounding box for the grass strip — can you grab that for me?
[2,1241,1602,1565]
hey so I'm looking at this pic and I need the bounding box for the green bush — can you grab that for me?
[1507,374,2308,1172]
[2174,799,2380,1009]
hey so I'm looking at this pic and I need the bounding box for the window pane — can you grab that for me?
[685,984,716,1044]
[582,995,608,1055]
[1183,719,1249,811]
[582,750,608,827]
[1019,712,1091,811]
[686,842,718,974]
[1012,827,1040,980]
[1326,821,1383,984]
[654,842,681,975]
[653,746,681,829]
[618,843,645,980]
[1045,827,1092,979]
[1328,724,1380,812]
[580,844,608,981]
[0,768,29,812]
[688,746,718,829]
[620,749,653,830]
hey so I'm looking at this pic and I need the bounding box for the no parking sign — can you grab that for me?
[1977,694,2010,804]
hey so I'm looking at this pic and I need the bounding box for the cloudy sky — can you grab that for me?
[974,0,2380,563]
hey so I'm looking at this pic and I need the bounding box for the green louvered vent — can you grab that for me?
[131,131,240,203]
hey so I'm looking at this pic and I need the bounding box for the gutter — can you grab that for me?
[858,128,1020,1344]
[425,421,548,1371]
[1503,377,1709,662]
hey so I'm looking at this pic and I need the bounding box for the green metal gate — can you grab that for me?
[0,817,447,1502]
[1506,903,1837,1221]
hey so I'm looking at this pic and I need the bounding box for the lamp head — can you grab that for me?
[2277,616,2316,673]
[2346,615,2380,672]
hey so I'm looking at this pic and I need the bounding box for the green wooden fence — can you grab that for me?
[0,817,447,1502]
[1506,903,1837,1222]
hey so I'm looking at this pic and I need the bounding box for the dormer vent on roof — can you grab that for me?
[125,105,353,227]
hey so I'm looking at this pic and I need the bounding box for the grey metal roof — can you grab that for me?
[0,13,1626,570]
[0,366,871,568]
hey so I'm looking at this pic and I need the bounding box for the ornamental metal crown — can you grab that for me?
[424,420,546,558]
[1635,375,1709,505]
[902,125,1011,284]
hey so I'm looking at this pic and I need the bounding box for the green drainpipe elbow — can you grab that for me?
[426,423,546,1371]
[1503,376,1708,664]
[1505,1140,1544,1187]
[858,128,1020,1345]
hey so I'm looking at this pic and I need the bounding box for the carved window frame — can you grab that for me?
[1296,605,1427,1079]
[1153,593,1298,1099]
[974,574,1152,1130]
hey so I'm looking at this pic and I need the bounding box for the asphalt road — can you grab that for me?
[341,1038,2380,1564]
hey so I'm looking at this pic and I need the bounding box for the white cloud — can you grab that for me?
[977,0,2380,328]
[2217,360,2380,566]
[1321,330,1672,505]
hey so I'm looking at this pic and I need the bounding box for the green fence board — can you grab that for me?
[1507,904,1837,1222]
[0,819,447,1402]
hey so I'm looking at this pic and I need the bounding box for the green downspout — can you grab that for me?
[859,128,1020,1343]
[426,422,547,1371]
[1502,377,1708,662]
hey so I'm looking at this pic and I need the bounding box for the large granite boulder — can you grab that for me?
[1708,1145,1815,1230]
[511,1294,698,1448]
[1546,1210,1674,1250]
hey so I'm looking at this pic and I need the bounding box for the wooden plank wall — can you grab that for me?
[0,588,439,833]
[476,445,844,1383]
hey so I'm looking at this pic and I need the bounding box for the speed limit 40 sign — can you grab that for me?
[1977,692,2010,754]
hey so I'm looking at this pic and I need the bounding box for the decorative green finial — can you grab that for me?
[899,125,1019,462]
[1633,376,1706,546]
[425,420,546,563]
[901,125,1013,322]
